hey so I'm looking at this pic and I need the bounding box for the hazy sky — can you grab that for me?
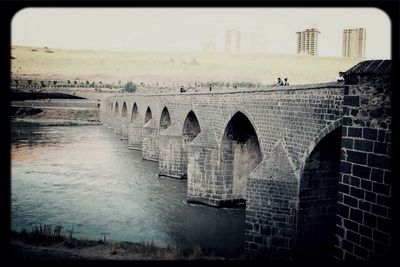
[12,8,391,59]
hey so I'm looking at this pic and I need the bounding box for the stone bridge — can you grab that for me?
[100,60,392,261]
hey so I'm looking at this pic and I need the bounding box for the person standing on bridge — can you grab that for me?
[336,71,345,82]
[274,78,284,86]
[284,78,289,86]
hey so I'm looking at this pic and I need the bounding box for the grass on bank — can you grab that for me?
[11,224,225,260]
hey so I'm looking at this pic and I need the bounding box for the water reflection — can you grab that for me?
[11,123,245,257]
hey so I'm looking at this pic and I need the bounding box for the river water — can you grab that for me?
[11,124,245,257]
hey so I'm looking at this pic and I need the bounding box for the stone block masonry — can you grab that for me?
[103,84,345,258]
[128,123,142,150]
[100,60,392,262]
[158,134,184,178]
[335,60,392,261]
[142,119,159,161]
[121,123,129,140]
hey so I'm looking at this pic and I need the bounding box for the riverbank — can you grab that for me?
[10,228,232,261]
[11,90,85,101]
[11,106,101,126]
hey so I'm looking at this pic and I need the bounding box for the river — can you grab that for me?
[11,123,245,257]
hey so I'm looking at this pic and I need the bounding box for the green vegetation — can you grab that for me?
[123,81,137,93]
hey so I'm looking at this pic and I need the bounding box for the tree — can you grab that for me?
[86,80,90,87]
[123,81,137,93]
[74,81,77,86]
[53,81,57,87]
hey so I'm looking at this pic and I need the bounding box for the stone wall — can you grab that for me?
[158,132,184,178]
[102,83,344,258]
[335,60,392,261]
[99,60,392,261]
[142,119,159,161]
[245,142,299,259]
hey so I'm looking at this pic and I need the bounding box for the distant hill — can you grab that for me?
[11,45,363,86]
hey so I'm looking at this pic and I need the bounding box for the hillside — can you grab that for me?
[11,45,362,86]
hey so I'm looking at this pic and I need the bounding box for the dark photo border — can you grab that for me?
[1,1,398,267]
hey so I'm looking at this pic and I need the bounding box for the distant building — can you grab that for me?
[224,29,241,54]
[342,28,366,58]
[296,28,320,56]
[202,41,216,53]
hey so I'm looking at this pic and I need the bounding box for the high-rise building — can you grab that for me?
[296,28,320,56]
[342,28,366,58]
[224,30,241,54]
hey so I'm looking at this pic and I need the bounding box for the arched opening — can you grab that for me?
[111,102,113,111]
[182,111,201,143]
[114,102,119,117]
[159,107,171,131]
[181,111,201,178]
[220,112,262,201]
[131,103,138,123]
[121,102,127,117]
[297,127,342,261]
[144,107,152,124]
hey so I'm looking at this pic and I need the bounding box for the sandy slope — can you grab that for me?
[11,45,362,85]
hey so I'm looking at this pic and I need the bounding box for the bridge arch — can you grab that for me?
[296,120,342,260]
[114,102,119,117]
[182,110,201,143]
[144,107,152,124]
[220,111,262,201]
[299,118,342,176]
[159,107,171,131]
[219,109,265,158]
[180,110,201,179]
[131,102,139,123]
[121,102,128,118]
